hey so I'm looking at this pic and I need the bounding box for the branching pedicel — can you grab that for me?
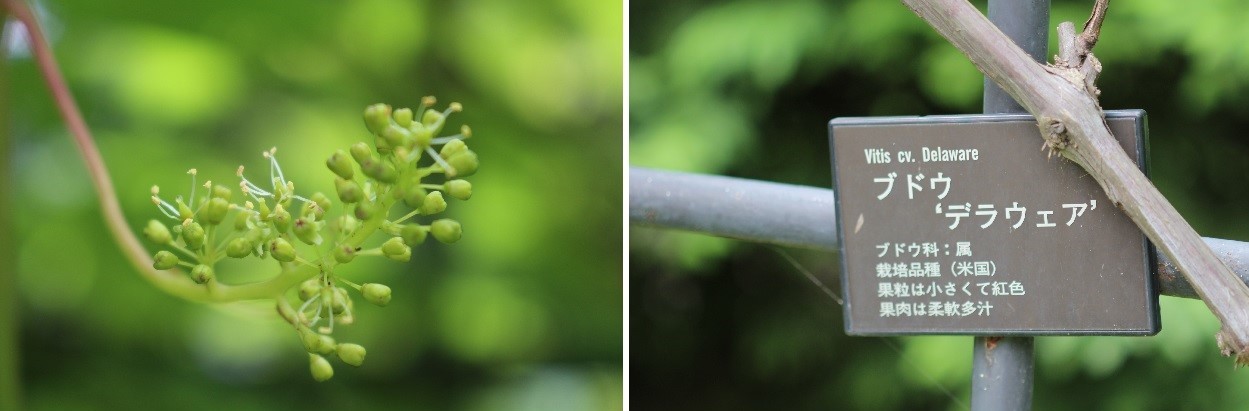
[141,97,479,381]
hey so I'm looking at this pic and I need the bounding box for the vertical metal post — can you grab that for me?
[972,0,1048,410]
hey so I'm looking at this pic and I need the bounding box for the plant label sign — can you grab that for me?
[828,110,1159,335]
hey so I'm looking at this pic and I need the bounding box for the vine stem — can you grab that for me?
[1,0,212,301]
[1,0,343,303]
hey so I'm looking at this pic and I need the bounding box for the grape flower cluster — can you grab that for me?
[140,97,478,381]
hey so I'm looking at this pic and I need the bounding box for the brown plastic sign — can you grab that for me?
[829,111,1158,335]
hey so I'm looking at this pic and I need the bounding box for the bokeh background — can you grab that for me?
[631,0,1249,410]
[4,0,622,410]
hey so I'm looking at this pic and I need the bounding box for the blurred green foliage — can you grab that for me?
[631,0,1249,410]
[7,0,621,409]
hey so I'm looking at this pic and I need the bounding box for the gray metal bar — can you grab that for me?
[630,168,838,250]
[975,0,1048,408]
[629,167,1249,299]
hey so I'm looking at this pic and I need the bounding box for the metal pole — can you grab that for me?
[973,0,1048,409]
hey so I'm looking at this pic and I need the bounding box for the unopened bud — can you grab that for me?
[393,107,414,128]
[419,191,447,215]
[354,200,379,221]
[300,328,322,353]
[334,245,356,264]
[152,250,179,270]
[362,283,392,307]
[182,221,206,250]
[270,238,296,262]
[399,224,427,246]
[337,214,359,235]
[445,149,479,177]
[310,192,332,215]
[363,103,392,136]
[292,218,321,245]
[349,142,374,165]
[226,237,253,258]
[271,204,292,233]
[431,219,462,243]
[381,237,410,262]
[361,160,397,184]
[402,184,427,208]
[336,343,367,367]
[299,278,322,301]
[439,139,467,158]
[326,150,355,180]
[144,220,172,244]
[382,125,411,149]
[211,184,232,201]
[421,108,443,127]
[191,264,214,284]
[335,178,362,204]
[309,353,334,382]
[444,179,472,200]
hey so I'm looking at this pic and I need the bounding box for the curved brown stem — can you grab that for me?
[2,0,212,300]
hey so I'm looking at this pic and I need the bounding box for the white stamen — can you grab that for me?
[425,146,457,176]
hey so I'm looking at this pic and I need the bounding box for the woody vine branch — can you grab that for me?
[901,0,1249,364]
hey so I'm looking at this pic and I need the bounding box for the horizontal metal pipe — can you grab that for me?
[630,167,1249,300]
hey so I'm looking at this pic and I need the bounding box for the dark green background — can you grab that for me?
[6,0,622,410]
[631,0,1249,410]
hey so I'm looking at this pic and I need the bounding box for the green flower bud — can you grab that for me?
[422,108,443,127]
[191,264,214,284]
[384,234,409,257]
[293,218,321,245]
[311,192,333,215]
[445,149,479,178]
[233,210,252,231]
[374,135,392,155]
[271,204,292,233]
[204,197,229,224]
[350,142,374,165]
[182,221,206,250]
[382,125,411,149]
[316,334,336,355]
[393,107,414,128]
[335,178,362,204]
[211,184,232,201]
[300,328,322,353]
[431,219,462,243]
[412,125,433,148]
[334,245,356,264]
[337,215,359,235]
[440,139,467,158]
[325,149,354,179]
[298,278,322,301]
[144,220,172,244]
[354,200,379,221]
[419,191,447,215]
[330,287,350,315]
[336,343,367,367]
[152,250,179,270]
[399,224,427,246]
[363,103,392,136]
[362,283,392,307]
[402,184,427,208]
[226,238,253,258]
[444,179,472,200]
[309,353,334,382]
[270,238,296,262]
[361,160,397,184]
[301,201,324,222]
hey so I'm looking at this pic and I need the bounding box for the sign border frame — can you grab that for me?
[828,110,1160,336]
